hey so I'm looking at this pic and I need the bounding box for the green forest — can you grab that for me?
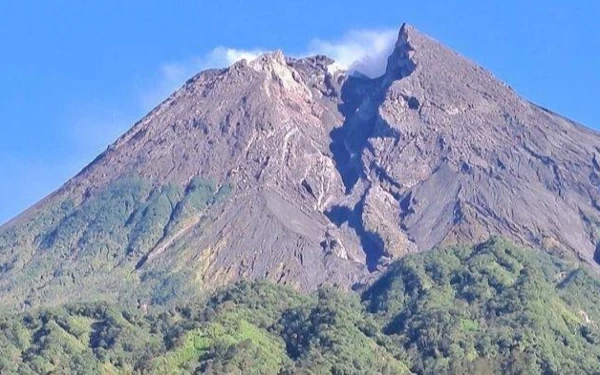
[1,238,600,374]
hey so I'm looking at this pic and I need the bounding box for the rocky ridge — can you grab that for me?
[1,23,600,309]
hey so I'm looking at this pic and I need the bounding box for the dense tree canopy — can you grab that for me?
[1,239,600,374]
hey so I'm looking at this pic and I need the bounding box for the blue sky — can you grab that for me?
[1,1,598,224]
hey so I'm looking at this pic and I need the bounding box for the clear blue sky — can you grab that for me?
[1,1,598,224]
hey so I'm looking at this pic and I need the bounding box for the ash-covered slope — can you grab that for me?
[350,25,600,264]
[1,23,599,310]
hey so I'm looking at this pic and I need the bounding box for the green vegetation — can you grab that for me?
[0,282,408,374]
[0,177,232,312]
[1,239,600,374]
[364,238,600,374]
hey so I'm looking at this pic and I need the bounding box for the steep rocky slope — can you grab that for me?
[1,23,600,310]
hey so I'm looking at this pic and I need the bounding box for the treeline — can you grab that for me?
[1,238,600,374]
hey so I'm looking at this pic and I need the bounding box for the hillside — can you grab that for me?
[2,23,600,312]
[2,240,600,374]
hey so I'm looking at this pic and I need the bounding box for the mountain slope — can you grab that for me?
[2,240,600,374]
[2,23,600,311]
[331,24,600,264]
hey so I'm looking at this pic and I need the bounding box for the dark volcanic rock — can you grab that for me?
[1,23,599,309]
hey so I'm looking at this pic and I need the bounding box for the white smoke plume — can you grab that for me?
[147,27,399,107]
[306,29,398,78]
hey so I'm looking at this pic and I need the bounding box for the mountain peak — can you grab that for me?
[386,22,484,82]
[398,22,417,40]
[385,24,418,78]
[2,22,600,312]
[248,50,286,68]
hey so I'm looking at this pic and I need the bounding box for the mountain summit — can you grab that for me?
[2,23,600,310]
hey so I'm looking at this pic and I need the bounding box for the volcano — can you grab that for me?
[2,23,600,311]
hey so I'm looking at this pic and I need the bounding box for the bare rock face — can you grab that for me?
[363,25,600,265]
[2,23,600,309]
[362,185,416,261]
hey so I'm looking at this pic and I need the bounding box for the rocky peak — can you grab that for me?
[2,23,600,311]
[328,23,600,270]
[247,50,288,74]
[384,23,417,79]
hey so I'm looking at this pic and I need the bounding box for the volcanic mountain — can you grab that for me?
[2,23,600,310]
